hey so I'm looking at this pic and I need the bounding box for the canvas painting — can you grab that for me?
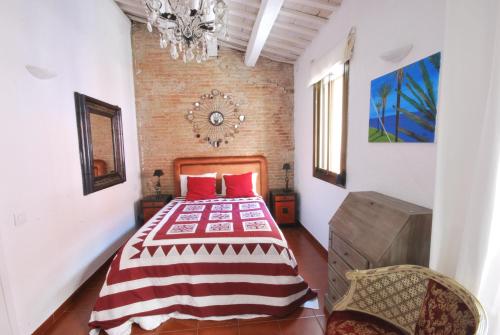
[369,52,441,143]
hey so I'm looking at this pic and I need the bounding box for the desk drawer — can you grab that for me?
[329,249,352,282]
[326,280,346,313]
[329,227,334,249]
[328,264,349,294]
[332,235,369,270]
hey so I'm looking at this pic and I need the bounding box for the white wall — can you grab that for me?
[0,275,13,335]
[0,1,141,334]
[294,0,445,248]
[431,0,500,289]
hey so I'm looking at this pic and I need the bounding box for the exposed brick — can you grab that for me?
[90,113,114,172]
[132,23,294,196]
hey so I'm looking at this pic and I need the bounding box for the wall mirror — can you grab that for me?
[75,92,126,195]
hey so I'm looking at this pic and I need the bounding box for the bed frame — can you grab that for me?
[173,155,269,202]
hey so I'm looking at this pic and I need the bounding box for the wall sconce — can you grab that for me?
[282,163,291,193]
[153,169,164,198]
[25,65,57,80]
[379,44,413,63]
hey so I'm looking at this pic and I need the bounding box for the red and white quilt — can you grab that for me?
[89,196,317,335]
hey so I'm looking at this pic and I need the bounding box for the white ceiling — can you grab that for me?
[114,0,342,65]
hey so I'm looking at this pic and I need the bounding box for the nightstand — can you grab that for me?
[141,194,172,224]
[269,189,297,225]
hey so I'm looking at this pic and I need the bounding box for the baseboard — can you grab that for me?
[296,220,328,261]
[31,256,114,335]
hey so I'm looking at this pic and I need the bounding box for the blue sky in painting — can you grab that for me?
[369,53,441,142]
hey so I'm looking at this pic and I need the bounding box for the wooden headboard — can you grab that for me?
[173,156,269,202]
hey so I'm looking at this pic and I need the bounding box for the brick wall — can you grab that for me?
[132,23,294,196]
[90,113,114,173]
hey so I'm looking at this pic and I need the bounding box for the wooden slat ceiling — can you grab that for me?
[114,0,342,64]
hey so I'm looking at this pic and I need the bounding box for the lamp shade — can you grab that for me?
[282,163,291,170]
[153,169,164,177]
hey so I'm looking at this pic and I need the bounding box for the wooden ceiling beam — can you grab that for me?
[227,18,254,30]
[118,3,146,18]
[272,20,317,38]
[225,36,249,48]
[114,0,332,65]
[279,7,328,25]
[227,0,260,10]
[260,51,296,64]
[285,0,340,12]
[244,0,285,67]
[266,38,305,53]
[127,14,147,23]
[226,28,251,41]
[263,45,300,58]
[115,0,142,8]
[229,8,257,21]
[268,31,310,46]
[221,41,296,64]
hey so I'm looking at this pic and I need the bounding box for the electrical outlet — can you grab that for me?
[13,213,27,227]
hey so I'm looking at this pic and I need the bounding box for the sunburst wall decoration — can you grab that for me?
[186,89,246,148]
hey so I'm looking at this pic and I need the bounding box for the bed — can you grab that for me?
[89,156,317,335]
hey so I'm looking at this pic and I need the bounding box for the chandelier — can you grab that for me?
[145,0,228,63]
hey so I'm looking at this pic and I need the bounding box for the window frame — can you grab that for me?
[312,61,349,187]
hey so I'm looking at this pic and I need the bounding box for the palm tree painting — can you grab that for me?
[369,52,441,143]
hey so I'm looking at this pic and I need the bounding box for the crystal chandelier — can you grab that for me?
[145,0,228,63]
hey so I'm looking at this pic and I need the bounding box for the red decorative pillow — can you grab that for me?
[185,177,216,201]
[223,172,255,198]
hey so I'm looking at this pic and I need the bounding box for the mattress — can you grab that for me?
[89,196,317,335]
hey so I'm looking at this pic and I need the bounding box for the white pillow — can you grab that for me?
[221,172,259,196]
[180,173,217,196]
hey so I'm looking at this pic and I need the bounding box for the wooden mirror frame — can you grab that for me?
[74,92,126,195]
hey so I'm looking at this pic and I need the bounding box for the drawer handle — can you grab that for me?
[332,278,336,282]
[332,261,337,265]
[343,252,349,256]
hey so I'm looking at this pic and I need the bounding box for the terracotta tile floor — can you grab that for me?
[44,226,328,335]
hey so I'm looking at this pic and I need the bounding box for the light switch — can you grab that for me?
[13,212,27,226]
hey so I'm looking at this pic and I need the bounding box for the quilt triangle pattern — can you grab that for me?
[130,241,291,260]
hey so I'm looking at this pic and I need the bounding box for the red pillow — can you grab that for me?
[223,172,254,198]
[186,177,216,201]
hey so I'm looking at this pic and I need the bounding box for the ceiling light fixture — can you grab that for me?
[145,0,228,63]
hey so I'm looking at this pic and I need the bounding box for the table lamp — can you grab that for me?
[282,163,291,193]
[153,169,164,198]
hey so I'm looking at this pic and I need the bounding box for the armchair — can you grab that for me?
[326,265,487,335]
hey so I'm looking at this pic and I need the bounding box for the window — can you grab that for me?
[313,61,349,187]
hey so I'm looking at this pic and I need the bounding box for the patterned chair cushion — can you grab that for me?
[326,310,406,335]
[415,280,476,335]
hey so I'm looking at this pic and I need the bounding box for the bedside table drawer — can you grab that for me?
[275,194,295,202]
[141,194,172,225]
[142,201,164,208]
[143,207,162,222]
[275,201,295,224]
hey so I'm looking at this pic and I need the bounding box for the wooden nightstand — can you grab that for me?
[269,189,297,225]
[141,194,172,224]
